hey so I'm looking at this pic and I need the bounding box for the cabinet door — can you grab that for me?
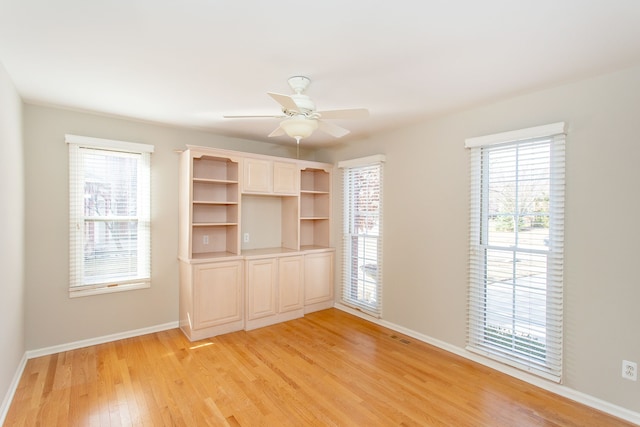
[273,162,299,195]
[279,255,304,313]
[304,251,334,305]
[193,261,243,329]
[246,258,278,320]
[243,158,272,193]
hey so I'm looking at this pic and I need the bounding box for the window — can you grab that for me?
[338,155,385,317]
[67,134,153,297]
[466,123,565,382]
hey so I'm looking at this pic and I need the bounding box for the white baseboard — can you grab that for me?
[0,353,27,426]
[0,321,179,426]
[26,321,179,359]
[334,303,640,426]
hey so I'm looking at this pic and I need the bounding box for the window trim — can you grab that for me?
[465,123,566,382]
[338,155,385,318]
[66,134,154,298]
[464,122,566,149]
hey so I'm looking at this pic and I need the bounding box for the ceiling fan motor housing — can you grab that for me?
[288,94,316,117]
[281,76,315,117]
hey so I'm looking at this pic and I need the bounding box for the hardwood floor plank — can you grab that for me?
[4,309,636,426]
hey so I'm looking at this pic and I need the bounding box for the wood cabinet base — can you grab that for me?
[304,299,335,314]
[180,318,246,342]
[245,308,304,331]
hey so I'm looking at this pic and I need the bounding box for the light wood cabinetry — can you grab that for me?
[273,162,299,194]
[243,158,271,193]
[243,158,299,195]
[246,257,278,321]
[304,250,335,313]
[245,253,304,330]
[278,255,305,313]
[179,259,244,341]
[179,145,334,340]
[194,261,243,328]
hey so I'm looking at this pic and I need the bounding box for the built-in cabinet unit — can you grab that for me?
[179,146,334,341]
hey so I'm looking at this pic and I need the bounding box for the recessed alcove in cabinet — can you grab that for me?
[241,195,298,252]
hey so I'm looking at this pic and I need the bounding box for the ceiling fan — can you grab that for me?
[223,76,369,146]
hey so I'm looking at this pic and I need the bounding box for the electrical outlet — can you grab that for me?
[203,235,209,245]
[622,360,637,381]
[244,233,250,243]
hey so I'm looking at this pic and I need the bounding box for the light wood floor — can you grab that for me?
[5,309,635,426]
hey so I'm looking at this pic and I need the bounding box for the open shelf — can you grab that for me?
[193,181,238,204]
[192,224,239,256]
[301,168,330,193]
[191,251,240,260]
[192,203,238,224]
[190,154,240,256]
[300,192,330,219]
[299,168,331,248]
[300,219,330,248]
[193,156,238,182]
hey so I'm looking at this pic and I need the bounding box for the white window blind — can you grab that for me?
[465,123,565,382]
[67,134,153,297]
[338,155,385,317]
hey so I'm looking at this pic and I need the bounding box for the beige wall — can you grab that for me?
[322,64,640,413]
[22,105,312,350]
[17,63,640,415]
[0,63,25,414]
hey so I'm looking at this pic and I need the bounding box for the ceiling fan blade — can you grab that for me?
[268,92,299,111]
[268,126,285,137]
[223,114,285,119]
[317,108,369,120]
[318,120,350,138]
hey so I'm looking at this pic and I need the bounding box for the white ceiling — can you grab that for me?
[1,0,640,146]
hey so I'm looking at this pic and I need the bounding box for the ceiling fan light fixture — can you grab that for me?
[279,116,318,141]
[224,76,368,144]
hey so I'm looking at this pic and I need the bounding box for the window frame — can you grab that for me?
[66,134,154,298]
[338,154,385,318]
[465,123,566,382]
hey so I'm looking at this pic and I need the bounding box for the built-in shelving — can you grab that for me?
[300,167,331,249]
[190,154,240,257]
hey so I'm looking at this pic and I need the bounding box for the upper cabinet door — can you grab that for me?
[243,158,272,193]
[273,162,299,195]
[242,158,299,195]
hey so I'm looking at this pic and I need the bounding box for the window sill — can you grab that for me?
[69,281,150,298]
